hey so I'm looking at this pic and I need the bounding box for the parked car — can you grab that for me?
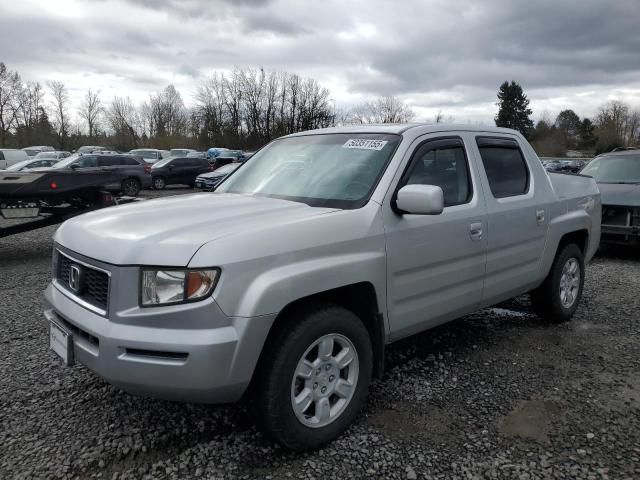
[0,149,30,169]
[34,151,71,160]
[77,145,109,154]
[209,155,239,171]
[194,162,241,190]
[187,151,207,159]
[22,146,55,157]
[44,124,600,451]
[5,157,61,171]
[580,149,640,245]
[167,148,196,158]
[150,156,211,189]
[50,153,151,196]
[129,148,165,164]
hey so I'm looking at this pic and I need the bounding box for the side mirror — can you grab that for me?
[395,184,444,215]
[69,164,79,169]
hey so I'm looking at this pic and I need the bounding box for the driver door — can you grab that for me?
[383,135,488,340]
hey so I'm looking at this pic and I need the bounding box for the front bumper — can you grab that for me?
[43,257,275,403]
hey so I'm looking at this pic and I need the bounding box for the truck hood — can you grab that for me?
[55,193,338,265]
[597,182,640,207]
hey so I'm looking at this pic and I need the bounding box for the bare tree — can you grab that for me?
[349,95,414,124]
[107,96,140,150]
[0,62,22,147]
[48,80,71,149]
[78,89,103,138]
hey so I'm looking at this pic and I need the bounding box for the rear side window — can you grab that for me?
[0,151,4,161]
[476,137,529,198]
[98,156,122,167]
[120,156,140,166]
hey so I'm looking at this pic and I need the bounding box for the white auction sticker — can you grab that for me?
[342,139,388,151]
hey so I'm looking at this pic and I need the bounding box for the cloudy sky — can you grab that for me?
[2,0,640,124]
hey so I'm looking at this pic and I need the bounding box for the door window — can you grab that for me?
[476,138,529,198]
[98,156,122,167]
[75,155,98,168]
[404,141,472,207]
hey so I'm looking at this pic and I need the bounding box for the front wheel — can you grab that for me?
[152,176,166,190]
[530,243,585,323]
[121,178,140,197]
[256,304,373,451]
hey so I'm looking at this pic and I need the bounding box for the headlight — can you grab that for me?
[140,268,220,306]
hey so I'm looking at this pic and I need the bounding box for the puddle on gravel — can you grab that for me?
[498,399,563,443]
[367,404,452,438]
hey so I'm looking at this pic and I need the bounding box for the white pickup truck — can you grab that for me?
[44,124,601,450]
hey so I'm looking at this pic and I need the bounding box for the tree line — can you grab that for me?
[2,60,637,156]
[0,62,414,152]
[495,80,640,155]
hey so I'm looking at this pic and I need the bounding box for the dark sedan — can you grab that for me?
[194,162,241,190]
[580,150,640,245]
[150,156,211,189]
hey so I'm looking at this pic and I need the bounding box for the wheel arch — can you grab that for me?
[248,282,386,392]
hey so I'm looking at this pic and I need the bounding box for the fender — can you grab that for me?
[536,207,593,285]
[216,250,387,320]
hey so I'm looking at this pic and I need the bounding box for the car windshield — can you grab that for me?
[130,150,157,159]
[33,152,58,159]
[77,146,101,153]
[169,149,190,157]
[581,155,640,183]
[213,163,240,175]
[217,133,400,208]
[153,157,173,168]
[53,154,81,168]
[6,159,34,171]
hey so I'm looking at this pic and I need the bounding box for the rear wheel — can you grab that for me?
[530,243,585,323]
[256,304,373,451]
[152,176,166,190]
[121,178,141,197]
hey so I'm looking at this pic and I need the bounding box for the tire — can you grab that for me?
[152,176,166,190]
[121,178,141,197]
[256,304,373,451]
[530,243,585,323]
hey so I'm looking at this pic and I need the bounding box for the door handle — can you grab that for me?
[536,209,546,225]
[469,222,483,241]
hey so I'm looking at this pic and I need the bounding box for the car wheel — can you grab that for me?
[121,178,141,197]
[152,176,166,190]
[255,304,373,451]
[530,243,585,323]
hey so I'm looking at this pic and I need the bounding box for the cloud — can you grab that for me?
[1,0,639,124]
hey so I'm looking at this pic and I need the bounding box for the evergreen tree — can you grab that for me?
[578,118,597,150]
[495,81,534,138]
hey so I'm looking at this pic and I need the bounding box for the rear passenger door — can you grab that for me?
[98,156,122,170]
[384,135,488,339]
[472,136,548,306]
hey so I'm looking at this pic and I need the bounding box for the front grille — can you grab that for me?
[57,252,110,312]
[602,206,631,226]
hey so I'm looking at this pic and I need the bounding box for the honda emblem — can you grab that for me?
[69,264,83,293]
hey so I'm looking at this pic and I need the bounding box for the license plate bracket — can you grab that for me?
[50,320,74,366]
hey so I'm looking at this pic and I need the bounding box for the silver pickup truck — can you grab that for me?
[44,124,601,450]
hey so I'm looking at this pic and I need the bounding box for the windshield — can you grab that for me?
[78,146,102,153]
[153,157,173,168]
[6,159,33,171]
[34,152,58,159]
[217,133,401,208]
[53,154,81,168]
[130,150,157,159]
[581,155,640,183]
[169,149,190,157]
[215,163,240,174]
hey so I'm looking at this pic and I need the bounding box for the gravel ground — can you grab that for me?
[1,188,639,479]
